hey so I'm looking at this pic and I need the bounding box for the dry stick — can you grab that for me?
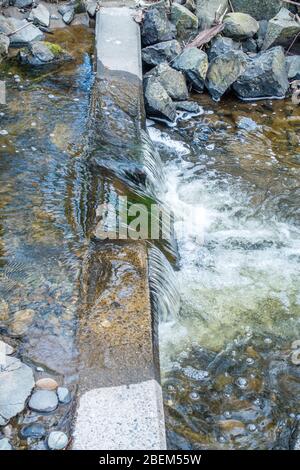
[228,0,234,12]
[282,0,300,6]
[7,21,32,37]
[285,30,300,54]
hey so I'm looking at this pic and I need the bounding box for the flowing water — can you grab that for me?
[0,27,94,447]
[148,95,300,450]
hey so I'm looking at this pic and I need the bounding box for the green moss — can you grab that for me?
[44,42,63,57]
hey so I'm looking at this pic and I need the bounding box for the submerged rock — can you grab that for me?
[0,438,12,450]
[19,42,73,67]
[57,386,71,404]
[208,36,241,62]
[9,308,35,336]
[286,55,300,81]
[175,100,202,113]
[231,0,284,21]
[171,3,198,36]
[144,76,177,122]
[262,8,300,50]
[48,431,68,450]
[0,355,34,424]
[36,377,58,391]
[206,50,248,101]
[29,4,50,28]
[223,13,259,40]
[196,0,228,30]
[0,16,43,46]
[0,298,9,321]
[0,33,9,62]
[20,423,46,439]
[29,390,58,413]
[233,46,289,100]
[142,40,182,67]
[142,8,175,46]
[146,63,189,101]
[173,47,208,92]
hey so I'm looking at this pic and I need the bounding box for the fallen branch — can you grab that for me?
[7,21,32,37]
[282,0,300,6]
[185,23,225,49]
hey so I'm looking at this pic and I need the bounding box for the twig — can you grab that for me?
[228,0,234,12]
[285,30,300,55]
[282,0,300,6]
[7,21,32,37]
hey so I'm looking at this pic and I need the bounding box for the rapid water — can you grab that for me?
[149,95,300,449]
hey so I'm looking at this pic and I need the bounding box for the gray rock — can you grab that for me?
[48,431,68,450]
[208,36,241,62]
[144,76,177,122]
[286,55,300,80]
[146,63,189,101]
[57,386,71,404]
[196,0,228,30]
[0,17,43,47]
[185,0,196,13]
[142,40,182,67]
[236,116,258,131]
[0,355,34,424]
[20,423,46,439]
[230,0,283,21]
[173,47,208,92]
[29,4,50,28]
[175,100,202,113]
[86,0,97,17]
[63,8,75,25]
[58,4,73,16]
[242,38,258,54]
[262,8,300,50]
[206,50,248,101]
[0,33,9,61]
[0,340,13,355]
[171,3,198,36]
[72,13,89,27]
[0,438,12,450]
[223,13,259,40]
[233,46,289,100]
[142,8,175,46]
[14,0,32,7]
[28,390,58,413]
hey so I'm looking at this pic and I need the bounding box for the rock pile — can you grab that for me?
[141,2,300,121]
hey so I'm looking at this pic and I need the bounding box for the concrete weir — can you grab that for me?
[73,7,167,450]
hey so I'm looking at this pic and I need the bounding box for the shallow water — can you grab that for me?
[0,26,94,448]
[148,95,300,449]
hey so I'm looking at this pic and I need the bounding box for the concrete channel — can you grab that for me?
[72,6,167,450]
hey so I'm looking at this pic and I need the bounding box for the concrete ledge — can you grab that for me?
[73,6,166,450]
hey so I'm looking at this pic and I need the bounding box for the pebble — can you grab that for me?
[36,366,44,372]
[0,438,12,450]
[20,423,46,439]
[57,387,71,404]
[189,391,199,401]
[246,357,255,365]
[47,431,68,450]
[236,377,248,389]
[48,94,56,100]
[36,378,58,391]
[29,390,58,413]
[247,423,257,432]
[0,130,8,135]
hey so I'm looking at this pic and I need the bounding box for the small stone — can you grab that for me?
[29,390,58,413]
[28,4,50,28]
[171,3,198,37]
[48,431,68,450]
[57,387,71,404]
[246,357,255,365]
[189,391,199,401]
[63,8,75,25]
[36,378,58,391]
[236,377,248,389]
[10,308,35,336]
[174,100,202,114]
[36,366,44,372]
[236,116,258,131]
[20,423,46,439]
[0,299,9,321]
[0,130,8,135]
[0,438,12,450]
[247,423,257,432]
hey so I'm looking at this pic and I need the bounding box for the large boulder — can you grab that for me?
[173,47,208,92]
[208,36,241,62]
[144,76,177,122]
[142,40,182,67]
[29,4,50,28]
[233,46,289,100]
[262,8,300,50]
[206,49,248,101]
[196,0,228,30]
[223,13,259,40]
[141,8,175,46]
[0,350,34,425]
[145,63,189,101]
[0,16,43,46]
[0,33,9,62]
[171,3,198,36]
[230,0,284,21]
[286,55,300,81]
[19,41,73,67]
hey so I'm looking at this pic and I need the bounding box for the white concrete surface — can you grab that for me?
[96,7,142,79]
[73,380,166,450]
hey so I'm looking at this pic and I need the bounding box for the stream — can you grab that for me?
[0,26,300,450]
